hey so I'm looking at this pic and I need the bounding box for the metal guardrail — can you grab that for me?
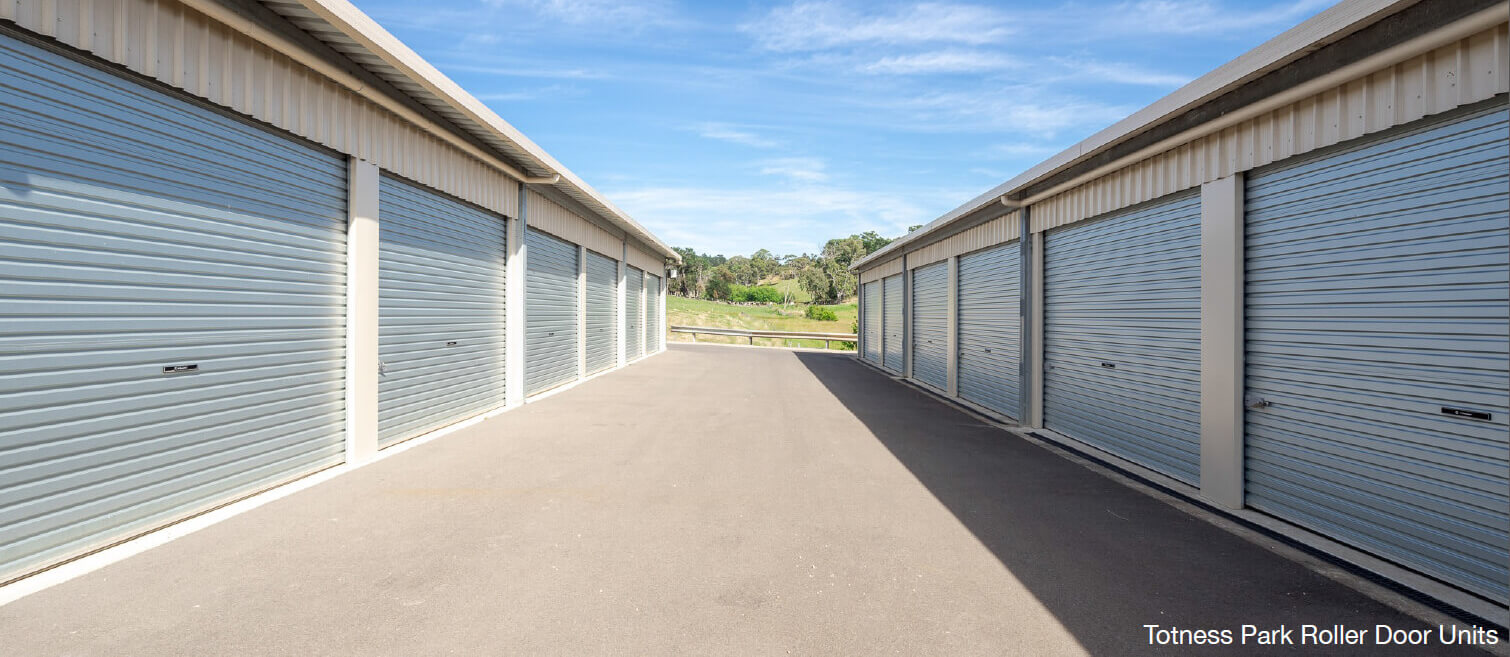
[670,325,858,350]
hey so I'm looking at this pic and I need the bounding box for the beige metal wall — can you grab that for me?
[527,190,622,258]
[1029,22,1508,233]
[859,257,903,284]
[1,0,520,217]
[626,240,662,274]
[906,211,1021,270]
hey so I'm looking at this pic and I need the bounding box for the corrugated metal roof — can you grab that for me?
[259,0,679,264]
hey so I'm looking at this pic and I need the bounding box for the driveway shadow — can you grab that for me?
[792,351,1491,656]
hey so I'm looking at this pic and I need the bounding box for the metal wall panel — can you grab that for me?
[626,266,645,360]
[525,229,578,395]
[909,262,948,390]
[646,274,662,353]
[527,190,622,259]
[1043,191,1202,484]
[0,32,346,580]
[377,174,505,446]
[906,211,1021,269]
[584,251,618,374]
[859,256,903,284]
[956,242,1021,419]
[1244,101,1509,604]
[882,275,904,372]
[861,282,881,363]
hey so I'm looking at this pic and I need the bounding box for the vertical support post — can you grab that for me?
[616,240,627,368]
[505,188,528,407]
[1200,174,1246,509]
[344,158,379,464]
[577,245,587,379]
[659,271,667,353]
[640,270,648,357]
[1023,214,1044,428]
[902,254,913,379]
[945,255,959,397]
[856,277,865,357]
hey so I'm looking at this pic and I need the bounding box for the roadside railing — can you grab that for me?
[670,325,858,351]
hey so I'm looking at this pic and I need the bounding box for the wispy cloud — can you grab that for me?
[861,50,1019,75]
[1048,57,1192,87]
[694,122,781,148]
[474,83,587,102]
[743,1,1014,53]
[1094,0,1333,36]
[757,157,828,182]
[439,62,608,79]
[482,0,680,28]
[883,89,1135,138]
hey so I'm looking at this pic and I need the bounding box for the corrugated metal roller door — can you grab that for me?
[909,263,947,390]
[1043,191,1201,484]
[957,242,1020,419]
[0,33,346,580]
[1244,101,1509,604]
[525,229,579,395]
[882,274,904,372]
[626,266,644,360]
[377,174,505,447]
[646,274,662,353]
[584,251,617,374]
[861,282,880,363]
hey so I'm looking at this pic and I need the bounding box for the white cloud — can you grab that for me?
[1095,0,1332,36]
[884,89,1135,139]
[439,62,608,79]
[757,157,829,182]
[473,84,586,102]
[743,1,1014,53]
[861,50,1019,75]
[1048,57,1192,87]
[694,123,781,148]
[483,0,678,27]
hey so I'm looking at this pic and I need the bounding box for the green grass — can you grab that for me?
[667,296,856,350]
[761,277,811,303]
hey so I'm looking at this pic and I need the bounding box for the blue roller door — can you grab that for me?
[1043,190,1201,484]
[0,34,346,580]
[525,229,578,395]
[861,282,880,363]
[882,274,904,372]
[626,266,644,360]
[909,262,947,391]
[1244,100,1509,604]
[956,242,1020,419]
[377,174,505,446]
[585,251,618,374]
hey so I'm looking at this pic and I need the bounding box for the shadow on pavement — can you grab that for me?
[792,350,1488,656]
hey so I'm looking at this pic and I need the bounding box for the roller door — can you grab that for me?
[1244,101,1509,604]
[882,274,904,372]
[1043,191,1201,484]
[377,174,505,446]
[861,282,880,363]
[956,242,1020,419]
[585,251,618,374]
[626,266,645,360]
[909,262,947,390]
[0,34,346,580]
[525,229,578,395]
[646,274,662,353]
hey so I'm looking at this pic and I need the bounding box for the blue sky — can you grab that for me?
[354,0,1329,257]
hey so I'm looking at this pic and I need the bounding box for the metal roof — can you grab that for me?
[851,0,1428,270]
[260,0,680,264]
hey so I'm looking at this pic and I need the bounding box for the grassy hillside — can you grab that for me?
[667,296,856,350]
[761,277,811,303]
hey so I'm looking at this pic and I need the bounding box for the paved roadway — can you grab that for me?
[0,344,1491,655]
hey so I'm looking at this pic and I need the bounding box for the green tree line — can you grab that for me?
[670,228,916,304]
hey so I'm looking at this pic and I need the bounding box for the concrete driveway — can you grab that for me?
[0,344,1487,655]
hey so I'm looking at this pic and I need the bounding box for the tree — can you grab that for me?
[907,224,923,233]
[705,268,734,301]
[857,230,892,255]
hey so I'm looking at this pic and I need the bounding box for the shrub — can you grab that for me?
[805,305,838,321]
[729,285,782,303]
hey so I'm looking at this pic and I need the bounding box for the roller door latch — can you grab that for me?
[446,341,459,347]
[1244,393,1272,409]
[1441,407,1491,421]
[161,364,198,374]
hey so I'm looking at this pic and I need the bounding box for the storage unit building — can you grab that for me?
[0,0,678,586]
[377,174,507,447]
[525,229,580,396]
[849,0,1509,619]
